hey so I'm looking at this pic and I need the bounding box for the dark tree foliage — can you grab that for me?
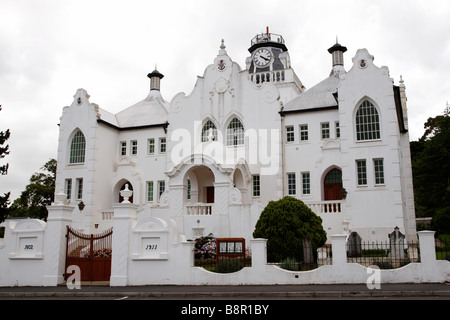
[253,196,327,263]
[411,111,450,219]
[8,159,56,221]
[0,105,11,223]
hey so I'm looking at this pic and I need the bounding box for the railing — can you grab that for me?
[435,235,450,261]
[250,33,285,46]
[347,240,420,269]
[305,200,344,214]
[186,203,212,215]
[250,70,285,85]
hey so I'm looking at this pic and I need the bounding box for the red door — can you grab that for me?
[206,186,214,203]
[324,169,343,201]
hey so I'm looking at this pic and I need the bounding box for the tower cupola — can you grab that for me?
[147,68,164,91]
[328,39,347,67]
[328,39,347,76]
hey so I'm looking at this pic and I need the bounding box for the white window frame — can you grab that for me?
[374,158,385,185]
[299,124,308,142]
[148,138,155,155]
[301,172,311,195]
[159,138,166,153]
[76,178,83,200]
[120,141,127,156]
[147,181,154,202]
[65,179,72,200]
[356,159,367,186]
[158,180,165,200]
[131,140,138,155]
[286,126,294,143]
[252,175,260,197]
[321,122,330,139]
[287,173,296,195]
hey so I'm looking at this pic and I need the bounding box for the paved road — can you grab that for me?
[1,282,449,300]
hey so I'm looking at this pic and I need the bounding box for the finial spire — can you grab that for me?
[220,39,226,50]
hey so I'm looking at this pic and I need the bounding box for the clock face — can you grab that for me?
[253,48,272,67]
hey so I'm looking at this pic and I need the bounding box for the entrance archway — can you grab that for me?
[185,165,215,204]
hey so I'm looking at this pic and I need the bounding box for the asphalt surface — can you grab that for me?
[0,282,449,300]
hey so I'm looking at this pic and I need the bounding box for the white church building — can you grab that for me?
[55,30,417,243]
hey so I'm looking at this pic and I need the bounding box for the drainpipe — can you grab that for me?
[280,111,286,198]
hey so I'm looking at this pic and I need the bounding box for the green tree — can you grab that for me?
[0,105,11,223]
[8,159,56,221]
[253,196,327,263]
[411,109,450,218]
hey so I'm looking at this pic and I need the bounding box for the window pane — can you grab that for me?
[356,101,380,141]
[70,131,86,164]
[131,140,138,155]
[302,172,310,195]
[160,138,166,153]
[148,138,155,154]
[121,141,127,156]
[321,123,330,139]
[356,160,367,186]
[202,120,218,142]
[76,178,83,199]
[147,181,154,202]
[252,175,260,197]
[226,118,244,146]
[300,124,308,141]
[374,159,385,185]
[288,173,296,195]
[286,126,294,142]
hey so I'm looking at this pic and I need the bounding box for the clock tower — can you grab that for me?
[246,28,305,98]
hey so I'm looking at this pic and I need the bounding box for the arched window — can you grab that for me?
[226,118,244,146]
[201,120,217,142]
[355,100,380,141]
[69,130,86,164]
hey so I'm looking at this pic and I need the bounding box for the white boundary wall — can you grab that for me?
[0,203,449,286]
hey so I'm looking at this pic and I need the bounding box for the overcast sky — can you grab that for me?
[1,0,449,201]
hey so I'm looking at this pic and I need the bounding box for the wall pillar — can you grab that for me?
[110,202,138,286]
[418,230,436,265]
[331,234,348,265]
[251,238,268,270]
[42,203,74,286]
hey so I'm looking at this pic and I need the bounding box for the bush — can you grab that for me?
[253,196,327,263]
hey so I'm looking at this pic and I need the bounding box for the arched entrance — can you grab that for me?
[323,168,343,201]
[185,166,215,204]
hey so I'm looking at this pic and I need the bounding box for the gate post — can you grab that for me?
[110,202,138,286]
[42,199,74,286]
[331,234,348,265]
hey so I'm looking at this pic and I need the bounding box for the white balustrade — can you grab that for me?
[305,200,344,214]
[186,203,212,215]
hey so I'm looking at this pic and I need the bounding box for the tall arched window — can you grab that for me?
[226,118,244,146]
[201,120,218,142]
[355,100,380,141]
[69,130,86,164]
